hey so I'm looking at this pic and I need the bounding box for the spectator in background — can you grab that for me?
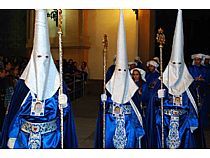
[143,59,160,116]
[12,57,18,66]
[4,62,13,76]
[0,68,6,79]
[152,57,160,72]
[66,59,74,74]
[188,53,209,129]
[72,61,80,74]
[79,61,88,82]
[12,65,20,86]
[130,67,147,148]
[19,58,29,75]
[0,56,4,69]
[0,68,7,133]
[130,68,147,111]
[3,67,16,115]
[134,56,144,70]
[128,61,137,71]
[202,54,210,68]
[3,57,9,64]
[68,59,73,65]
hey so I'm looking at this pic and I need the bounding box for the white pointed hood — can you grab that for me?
[163,9,194,96]
[106,10,138,104]
[20,9,60,101]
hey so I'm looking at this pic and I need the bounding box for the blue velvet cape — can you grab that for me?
[1,79,78,149]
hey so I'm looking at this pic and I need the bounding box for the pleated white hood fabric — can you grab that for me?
[20,9,60,101]
[163,10,194,96]
[106,10,138,104]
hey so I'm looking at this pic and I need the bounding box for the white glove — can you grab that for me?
[101,93,107,102]
[59,94,68,108]
[158,89,166,98]
[190,126,198,133]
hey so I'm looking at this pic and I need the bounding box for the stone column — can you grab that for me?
[138,9,156,64]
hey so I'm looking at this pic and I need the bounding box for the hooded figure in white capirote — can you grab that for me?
[0,9,78,149]
[95,10,145,149]
[20,9,60,101]
[146,10,200,149]
[106,10,138,105]
[162,10,194,96]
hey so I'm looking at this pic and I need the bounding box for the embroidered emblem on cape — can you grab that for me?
[31,99,45,116]
[109,103,131,149]
[112,104,123,117]
[166,115,181,149]
[173,95,182,106]
[28,130,42,149]
[113,116,127,149]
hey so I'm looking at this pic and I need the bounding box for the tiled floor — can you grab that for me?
[71,80,101,148]
[74,117,96,148]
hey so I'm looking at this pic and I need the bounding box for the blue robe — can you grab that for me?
[203,65,210,127]
[146,80,199,149]
[1,79,78,149]
[145,71,160,86]
[136,61,145,70]
[94,92,145,149]
[144,71,160,110]
[133,81,147,108]
[188,65,209,128]
[133,81,147,148]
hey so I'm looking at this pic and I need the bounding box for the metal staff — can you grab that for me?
[156,28,165,149]
[102,34,108,149]
[196,85,201,108]
[58,9,64,149]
